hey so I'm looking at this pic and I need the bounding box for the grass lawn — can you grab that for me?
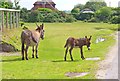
[1,21,118,79]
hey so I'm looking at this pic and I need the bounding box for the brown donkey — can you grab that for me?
[21,23,44,60]
[64,36,92,61]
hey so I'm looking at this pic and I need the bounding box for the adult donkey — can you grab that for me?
[21,23,44,60]
[64,36,92,61]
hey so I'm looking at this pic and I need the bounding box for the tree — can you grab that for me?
[14,0,20,9]
[95,7,112,22]
[88,0,105,2]
[71,8,80,13]
[65,15,76,22]
[27,11,39,22]
[74,4,84,10]
[0,1,13,9]
[84,1,107,11]
[20,8,29,21]
[71,8,80,20]
[110,7,120,24]
[43,12,58,22]
[38,13,44,22]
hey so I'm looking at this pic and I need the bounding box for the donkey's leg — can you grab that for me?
[25,45,29,60]
[69,47,74,61]
[32,46,34,58]
[21,43,25,60]
[35,44,38,59]
[64,47,69,61]
[80,47,85,60]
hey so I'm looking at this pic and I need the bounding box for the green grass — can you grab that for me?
[1,21,118,79]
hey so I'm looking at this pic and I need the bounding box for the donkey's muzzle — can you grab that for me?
[41,37,44,40]
[88,47,90,50]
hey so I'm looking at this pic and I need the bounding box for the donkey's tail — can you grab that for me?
[64,41,68,48]
[21,31,25,55]
[21,42,24,54]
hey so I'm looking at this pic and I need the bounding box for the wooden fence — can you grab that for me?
[0,8,20,31]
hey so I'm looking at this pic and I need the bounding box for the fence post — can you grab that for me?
[0,11,1,31]
[10,11,12,29]
[16,12,18,28]
[17,12,19,28]
[13,12,15,28]
[2,11,4,30]
[18,12,20,27]
[6,11,8,28]
[0,8,20,30]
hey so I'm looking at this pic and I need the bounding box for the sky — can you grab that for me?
[11,0,120,10]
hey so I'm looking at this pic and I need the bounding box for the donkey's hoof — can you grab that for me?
[36,56,38,59]
[32,56,34,58]
[22,58,24,60]
[26,58,28,60]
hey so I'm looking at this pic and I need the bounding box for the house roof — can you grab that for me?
[37,0,53,2]
[34,0,56,5]
[81,8,94,14]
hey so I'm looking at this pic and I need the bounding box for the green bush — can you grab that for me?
[65,15,76,23]
[88,17,98,22]
[38,13,44,22]
[43,12,58,23]
[21,9,76,23]
[110,16,119,24]
[27,11,39,22]
[20,8,29,22]
[95,7,112,22]
[37,8,53,13]
[79,13,94,20]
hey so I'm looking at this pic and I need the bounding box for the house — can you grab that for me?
[31,0,57,10]
[81,8,94,14]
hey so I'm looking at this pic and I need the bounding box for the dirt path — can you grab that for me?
[96,32,118,79]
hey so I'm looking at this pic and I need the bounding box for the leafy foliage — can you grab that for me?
[71,8,80,13]
[71,8,80,20]
[110,7,120,24]
[84,1,107,11]
[20,8,76,23]
[110,16,119,24]
[37,8,53,13]
[95,7,112,22]
[20,8,29,22]
[79,13,94,21]
[0,1,13,9]
[27,11,39,22]
[74,4,84,10]
[14,0,20,9]
[71,0,119,24]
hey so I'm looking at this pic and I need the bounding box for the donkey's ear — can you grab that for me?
[41,23,44,29]
[41,26,43,29]
[85,36,87,38]
[89,36,92,40]
[35,23,39,27]
[42,23,44,26]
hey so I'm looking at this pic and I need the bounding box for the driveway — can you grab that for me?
[96,32,119,80]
